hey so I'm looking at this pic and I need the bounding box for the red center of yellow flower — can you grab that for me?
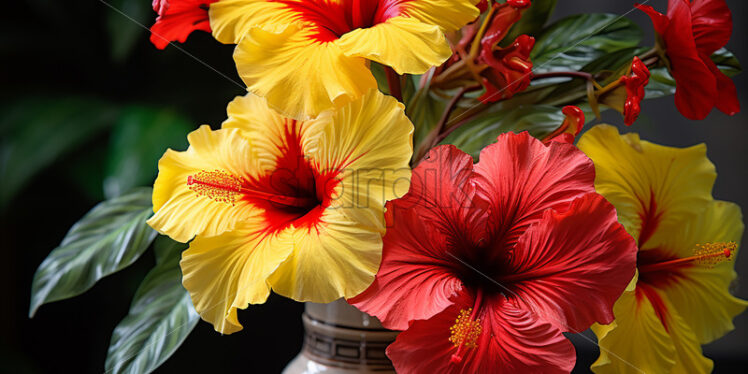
[187,170,319,208]
[186,124,342,234]
[278,0,404,42]
[636,241,736,331]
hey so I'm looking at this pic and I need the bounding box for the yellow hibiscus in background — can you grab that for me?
[578,125,748,373]
[147,89,413,334]
[208,0,481,119]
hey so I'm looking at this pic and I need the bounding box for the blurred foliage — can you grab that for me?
[1,1,241,373]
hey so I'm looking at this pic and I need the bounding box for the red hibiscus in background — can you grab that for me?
[636,0,739,120]
[350,133,638,373]
[150,0,217,49]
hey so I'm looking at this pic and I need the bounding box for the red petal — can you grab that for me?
[663,0,719,120]
[387,293,575,374]
[635,3,670,35]
[406,145,490,251]
[350,145,484,330]
[503,193,637,332]
[149,0,215,49]
[690,0,733,54]
[473,132,595,255]
[702,53,740,115]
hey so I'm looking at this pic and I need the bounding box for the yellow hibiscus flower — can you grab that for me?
[208,0,481,119]
[578,125,748,373]
[147,89,413,334]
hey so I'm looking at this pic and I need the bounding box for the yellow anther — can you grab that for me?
[449,308,482,349]
[694,242,736,267]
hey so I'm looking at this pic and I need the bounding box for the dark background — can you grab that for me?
[1,0,745,373]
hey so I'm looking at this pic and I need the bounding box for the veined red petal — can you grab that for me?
[350,145,485,330]
[387,292,575,374]
[504,193,638,332]
[474,132,596,255]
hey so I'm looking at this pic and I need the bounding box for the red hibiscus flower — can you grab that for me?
[636,0,739,120]
[619,56,650,126]
[350,133,638,373]
[150,0,217,49]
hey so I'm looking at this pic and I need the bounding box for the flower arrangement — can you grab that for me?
[28,0,745,373]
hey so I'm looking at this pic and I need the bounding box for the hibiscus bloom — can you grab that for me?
[350,132,638,372]
[209,0,481,119]
[636,0,739,120]
[147,90,413,333]
[619,56,650,126]
[578,125,747,373]
[150,0,217,49]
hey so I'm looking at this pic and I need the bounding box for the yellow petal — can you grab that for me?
[661,200,748,343]
[267,208,385,302]
[180,215,294,334]
[591,287,676,374]
[234,23,377,120]
[400,0,481,32]
[337,16,451,75]
[209,0,295,44]
[147,125,260,242]
[667,299,714,374]
[268,90,414,302]
[305,89,414,208]
[577,125,716,249]
[221,93,302,173]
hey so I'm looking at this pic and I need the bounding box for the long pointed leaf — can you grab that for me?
[29,188,157,316]
[105,237,198,374]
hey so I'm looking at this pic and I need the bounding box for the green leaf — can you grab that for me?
[711,47,741,77]
[104,107,193,199]
[581,46,648,75]
[105,236,198,374]
[406,81,447,155]
[441,105,565,159]
[532,14,642,73]
[370,62,390,95]
[29,188,157,317]
[0,97,119,210]
[645,66,676,98]
[107,0,152,62]
[506,0,557,41]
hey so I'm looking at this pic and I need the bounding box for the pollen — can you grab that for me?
[449,308,482,349]
[694,242,737,267]
[187,170,243,205]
